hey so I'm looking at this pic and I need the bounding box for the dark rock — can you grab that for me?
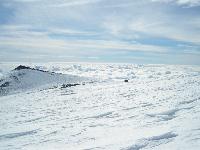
[13,65,50,73]
[124,79,129,82]
[10,75,19,81]
[0,82,10,88]
[14,65,32,70]
[61,83,80,88]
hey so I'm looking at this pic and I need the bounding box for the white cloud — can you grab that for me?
[101,5,200,44]
[176,0,200,6]
[129,19,200,43]
[9,0,104,7]
[151,0,200,6]
[0,24,170,55]
[0,36,169,53]
[1,0,200,64]
[49,0,103,7]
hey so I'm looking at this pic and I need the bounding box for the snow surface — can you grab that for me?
[0,63,200,150]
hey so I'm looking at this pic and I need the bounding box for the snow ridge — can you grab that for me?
[0,65,92,96]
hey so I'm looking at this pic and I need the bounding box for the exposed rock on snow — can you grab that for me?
[14,65,34,71]
[124,79,129,82]
[0,65,91,96]
[61,83,81,88]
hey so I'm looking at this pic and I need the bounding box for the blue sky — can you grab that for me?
[0,0,200,64]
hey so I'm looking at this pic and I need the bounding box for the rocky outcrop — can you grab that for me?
[0,65,91,96]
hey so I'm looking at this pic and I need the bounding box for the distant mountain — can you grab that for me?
[0,65,91,96]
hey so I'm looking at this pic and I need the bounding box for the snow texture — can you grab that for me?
[0,63,200,150]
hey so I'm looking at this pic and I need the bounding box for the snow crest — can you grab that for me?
[0,65,92,96]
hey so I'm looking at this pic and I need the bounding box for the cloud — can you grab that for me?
[49,0,103,8]
[0,33,169,54]
[0,0,200,64]
[101,2,200,44]
[129,19,200,44]
[8,0,104,7]
[0,24,172,63]
[151,0,200,7]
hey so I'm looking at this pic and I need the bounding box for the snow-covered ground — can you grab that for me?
[0,62,200,150]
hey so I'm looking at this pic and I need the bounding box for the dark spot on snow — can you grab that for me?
[124,79,129,82]
[13,65,51,73]
[17,72,25,76]
[48,85,58,89]
[0,81,10,88]
[14,65,32,70]
[61,83,80,88]
[10,75,19,81]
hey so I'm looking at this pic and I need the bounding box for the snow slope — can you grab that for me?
[0,65,92,96]
[0,63,200,150]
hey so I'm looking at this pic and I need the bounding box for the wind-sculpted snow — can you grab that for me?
[0,63,200,150]
[125,132,178,150]
[0,130,38,140]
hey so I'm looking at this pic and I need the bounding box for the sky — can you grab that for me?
[0,0,200,64]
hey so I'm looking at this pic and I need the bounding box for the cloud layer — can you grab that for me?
[0,0,200,64]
